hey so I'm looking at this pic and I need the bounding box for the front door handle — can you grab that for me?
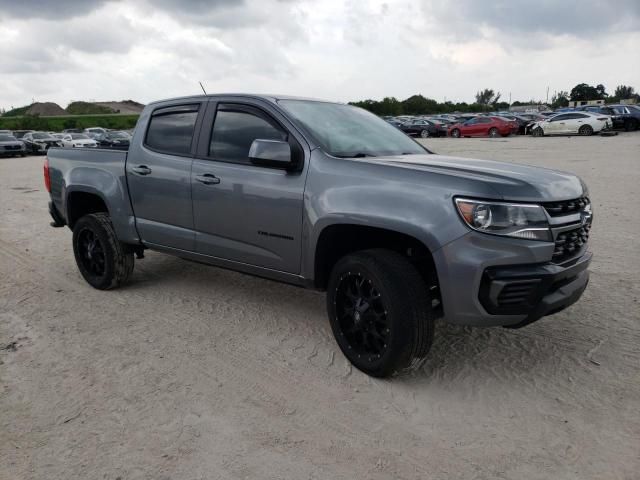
[131,165,152,175]
[195,173,220,185]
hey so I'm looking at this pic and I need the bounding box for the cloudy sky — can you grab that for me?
[1,0,639,110]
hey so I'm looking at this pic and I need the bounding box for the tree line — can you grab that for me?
[349,84,639,116]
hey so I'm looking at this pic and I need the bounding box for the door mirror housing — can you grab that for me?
[249,139,293,169]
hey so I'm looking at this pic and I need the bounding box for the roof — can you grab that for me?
[147,93,336,107]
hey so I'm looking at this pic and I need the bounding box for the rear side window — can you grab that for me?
[209,108,286,164]
[145,105,199,155]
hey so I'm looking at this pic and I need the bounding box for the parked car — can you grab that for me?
[384,118,404,128]
[21,132,62,154]
[84,127,108,136]
[606,104,640,131]
[448,116,513,138]
[95,131,131,149]
[491,115,520,135]
[0,134,26,157]
[11,130,35,139]
[61,133,99,148]
[62,128,84,134]
[530,112,611,137]
[46,93,593,378]
[399,119,447,138]
[0,129,13,135]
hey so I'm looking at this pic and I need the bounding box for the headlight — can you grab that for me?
[455,198,551,241]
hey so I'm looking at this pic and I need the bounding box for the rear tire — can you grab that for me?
[326,249,434,377]
[420,129,430,138]
[624,119,637,132]
[72,213,134,290]
[579,124,593,136]
[532,127,544,137]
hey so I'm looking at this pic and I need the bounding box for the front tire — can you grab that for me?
[450,128,460,138]
[326,249,434,377]
[72,213,134,290]
[488,127,499,138]
[420,129,430,138]
[532,127,544,137]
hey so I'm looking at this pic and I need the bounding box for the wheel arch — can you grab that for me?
[311,222,442,309]
[65,187,111,230]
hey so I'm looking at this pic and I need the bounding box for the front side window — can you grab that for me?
[146,106,199,155]
[209,108,286,164]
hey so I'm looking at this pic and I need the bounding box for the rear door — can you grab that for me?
[545,114,569,134]
[126,103,204,251]
[190,99,308,273]
[570,113,590,133]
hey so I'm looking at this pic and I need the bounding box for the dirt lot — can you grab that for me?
[1,133,639,480]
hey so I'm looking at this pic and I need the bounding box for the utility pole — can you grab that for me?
[546,86,549,104]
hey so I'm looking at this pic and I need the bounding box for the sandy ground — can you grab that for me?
[1,133,639,480]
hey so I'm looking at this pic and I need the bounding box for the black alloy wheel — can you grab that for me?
[76,228,106,278]
[334,272,391,361]
[72,213,134,289]
[326,249,435,377]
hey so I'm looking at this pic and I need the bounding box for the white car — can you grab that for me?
[531,111,611,137]
[84,127,108,136]
[61,133,98,148]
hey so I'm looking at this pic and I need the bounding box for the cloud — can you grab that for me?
[0,0,114,19]
[421,0,640,41]
[0,0,639,110]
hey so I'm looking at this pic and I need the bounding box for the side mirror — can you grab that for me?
[249,139,293,169]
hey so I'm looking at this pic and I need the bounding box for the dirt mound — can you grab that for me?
[25,102,68,116]
[94,100,145,115]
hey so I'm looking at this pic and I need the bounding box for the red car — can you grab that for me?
[448,116,514,138]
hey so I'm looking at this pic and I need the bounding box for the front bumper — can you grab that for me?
[480,252,591,328]
[433,231,591,327]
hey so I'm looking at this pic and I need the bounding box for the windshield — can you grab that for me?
[278,100,427,157]
[0,135,17,141]
[71,134,89,139]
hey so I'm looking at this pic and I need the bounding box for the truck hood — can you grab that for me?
[365,153,586,201]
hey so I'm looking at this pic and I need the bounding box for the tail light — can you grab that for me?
[44,156,51,192]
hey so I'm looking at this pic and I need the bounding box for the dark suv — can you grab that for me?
[608,105,640,131]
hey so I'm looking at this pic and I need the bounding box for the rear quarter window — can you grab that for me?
[145,106,199,155]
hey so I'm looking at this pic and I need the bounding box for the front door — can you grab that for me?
[191,100,307,274]
[127,103,202,251]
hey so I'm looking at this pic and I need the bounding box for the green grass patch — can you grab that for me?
[0,114,140,132]
[66,101,116,115]
[2,105,31,117]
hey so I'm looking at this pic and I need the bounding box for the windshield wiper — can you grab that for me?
[333,152,377,158]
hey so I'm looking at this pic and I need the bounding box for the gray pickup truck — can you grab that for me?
[45,94,593,377]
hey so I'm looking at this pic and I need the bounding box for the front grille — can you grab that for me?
[496,280,540,307]
[542,197,590,217]
[553,224,590,263]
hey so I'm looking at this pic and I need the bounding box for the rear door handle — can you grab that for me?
[131,165,152,175]
[195,173,220,185]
